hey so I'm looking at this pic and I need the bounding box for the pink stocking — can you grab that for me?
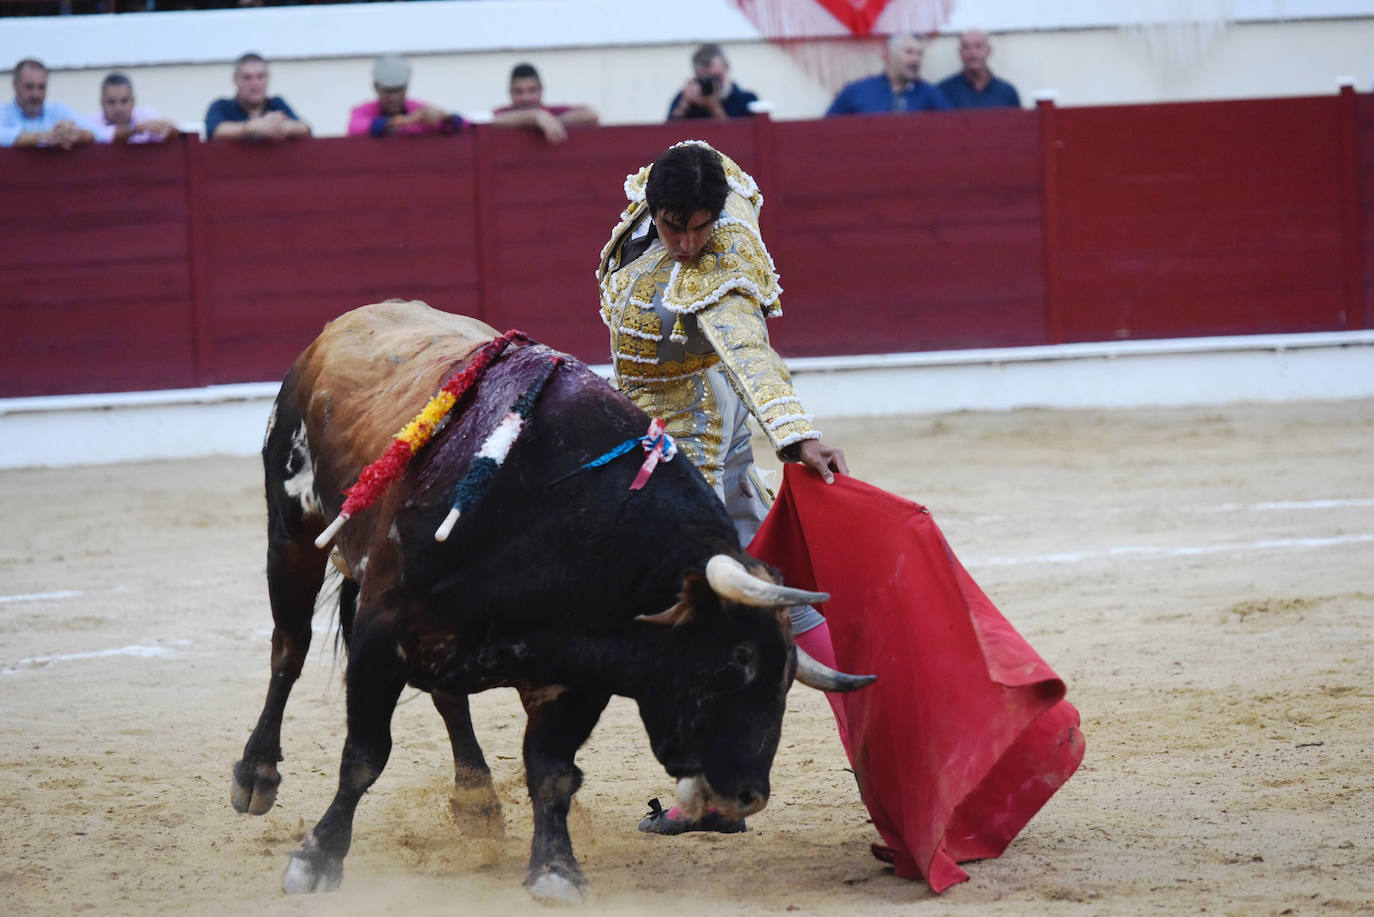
[794,621,854,761]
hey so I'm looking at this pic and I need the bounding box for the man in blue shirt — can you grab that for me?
[205,52,310,143]
[826,33,952,116]
[937,30,1022,109]
[667,43,760,121]
[1,58,96,149]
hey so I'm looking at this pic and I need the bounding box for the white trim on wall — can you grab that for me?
[4,332,1372,468]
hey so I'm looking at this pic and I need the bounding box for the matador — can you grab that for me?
[596,140,852,834]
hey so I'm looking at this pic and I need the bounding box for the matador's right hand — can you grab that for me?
[795,439,848,484]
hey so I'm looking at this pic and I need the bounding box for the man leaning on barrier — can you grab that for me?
[347,54,463,138]
[206,52,310,143]
[1,58,96,149]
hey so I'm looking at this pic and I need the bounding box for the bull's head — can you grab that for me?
[633,555,874,821]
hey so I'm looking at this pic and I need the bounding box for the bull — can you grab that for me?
[230,300,873,903]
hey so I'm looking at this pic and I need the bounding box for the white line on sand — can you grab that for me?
[0,589,84,604]
[3,640,192,675]
[1196,498,1374,513]
[972,533,1374,567]
[962,497,1374,525]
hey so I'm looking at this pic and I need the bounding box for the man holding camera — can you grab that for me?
[667,43,759,120]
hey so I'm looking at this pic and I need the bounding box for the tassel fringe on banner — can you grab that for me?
[731,0,955,92]
[315,330,530,549]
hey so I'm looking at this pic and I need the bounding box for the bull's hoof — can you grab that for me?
[282,849,343,895]
[449,784,505,839]
[230,759,281,815]
[524,863,588,906]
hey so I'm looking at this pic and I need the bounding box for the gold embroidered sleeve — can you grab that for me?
[695,292,820,456]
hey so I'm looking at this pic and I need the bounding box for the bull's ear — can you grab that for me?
[636,598,694,628]
[635,571,715,628]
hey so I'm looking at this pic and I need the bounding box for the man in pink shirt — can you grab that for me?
[346,55,462,137]
[89,73,178,144]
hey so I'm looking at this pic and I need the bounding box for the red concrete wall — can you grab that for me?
[2,92,1367,399]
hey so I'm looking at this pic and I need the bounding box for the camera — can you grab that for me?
[696,75,716,96]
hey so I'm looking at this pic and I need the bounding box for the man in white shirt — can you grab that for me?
[1,58,96,149]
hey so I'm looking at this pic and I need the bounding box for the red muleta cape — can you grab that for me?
[749,466,1085,892]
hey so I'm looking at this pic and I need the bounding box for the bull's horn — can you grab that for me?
[795,646,877,693]
[705,555,828,608]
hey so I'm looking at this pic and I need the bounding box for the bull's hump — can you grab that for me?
[326,301,501,361]
[305,301,504,461]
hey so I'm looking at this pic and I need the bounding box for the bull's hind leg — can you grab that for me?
[284,607,406,894]
[520,686,610,904]
[433,691,505,837]
[232,422,331,816]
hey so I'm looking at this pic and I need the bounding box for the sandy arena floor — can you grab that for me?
[1,400,1371,916]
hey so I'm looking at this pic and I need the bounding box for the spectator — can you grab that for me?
[491,62,597,144]
[1,58,96,149]
[205,52,310,142]
[825,33,952,116]
[667,43,759,121]
[89,72,178,143]
[936,29,1021,109]
[346,54,462,137]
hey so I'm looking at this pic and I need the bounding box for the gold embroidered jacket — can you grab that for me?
[596,142,820,485]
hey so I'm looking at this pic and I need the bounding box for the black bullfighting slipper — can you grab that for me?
[637,797,746,835]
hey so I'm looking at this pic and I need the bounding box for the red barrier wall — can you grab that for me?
[5,141,198,395]
[1048,95,1358,342]
[1357,93,1374,330]
[3,92,1367,398]
[769,108,1047,356]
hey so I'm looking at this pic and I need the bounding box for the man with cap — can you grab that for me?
[347,54,462,137]
[206,52,310,142]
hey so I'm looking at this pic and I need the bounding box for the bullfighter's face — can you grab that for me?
[653,208,716,265]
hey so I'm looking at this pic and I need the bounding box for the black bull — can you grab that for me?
[230,302,873,903]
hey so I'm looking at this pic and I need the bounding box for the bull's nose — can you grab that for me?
[737,788,764,813]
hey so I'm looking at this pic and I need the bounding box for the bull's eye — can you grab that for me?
[731,643,758,683]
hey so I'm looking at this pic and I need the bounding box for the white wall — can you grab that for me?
[9,2,1374,136]
[4,333,1372,469]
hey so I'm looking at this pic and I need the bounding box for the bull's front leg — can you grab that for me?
[283,609,406,895]
[519,686,610,904]
[433,690,504,838]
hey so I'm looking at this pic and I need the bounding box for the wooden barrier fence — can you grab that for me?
[3,91,1368,398]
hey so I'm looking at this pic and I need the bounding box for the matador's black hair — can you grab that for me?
[645,143,729,224]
